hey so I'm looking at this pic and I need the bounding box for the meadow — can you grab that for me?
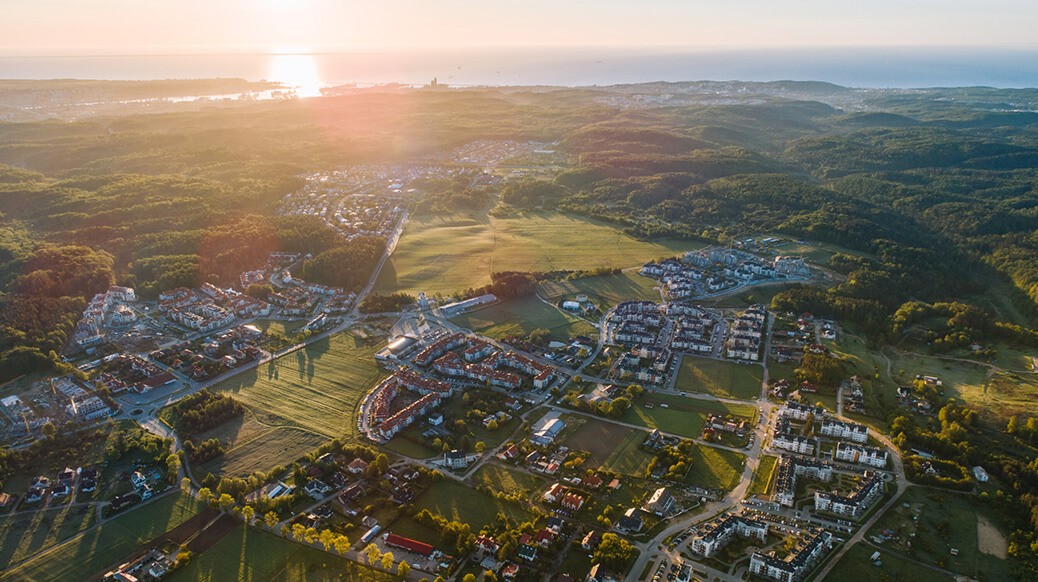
[451,295,597,342]
[195,330,385,476]
[564,418,654,476]
[868,487,1010,580]
[828,543,954,582]
[0,503,96,568]
[675,356,762,400]
[374,211,705,296]
[684,445,746,491]
[620,393,756,438]
[469,463,544,496]
[4,492,202,580]
[747,454,778,496]
[539,268,662,309]
[169,527,394,582]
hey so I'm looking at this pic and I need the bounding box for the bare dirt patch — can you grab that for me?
[977,514,1007,559]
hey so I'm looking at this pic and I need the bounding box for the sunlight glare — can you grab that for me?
[268,51,322,98]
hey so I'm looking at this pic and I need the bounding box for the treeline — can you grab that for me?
[359,292,415,313]
[169,389,244,436]
[298,236,384,291]
[183,438,226,464]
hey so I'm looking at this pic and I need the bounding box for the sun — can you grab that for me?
[268,50,322,98]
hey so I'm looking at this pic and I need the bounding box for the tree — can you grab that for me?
[197,487,214,504]
[381,551,395,571]
[319,529,335,551]
[264,511,280,529]
[218,493,235,511]
[487,418,499,430]
[241,505,255,524]
[475,441,487,453]
[462,575,477,582]
[291,523,307,541]
[593,533,636,570]
[483,571,498,582]
[41,421,57,439]
[364,543,381,565]
[181,477,191,492]
[529,327,551,346]
[397,561,411,578]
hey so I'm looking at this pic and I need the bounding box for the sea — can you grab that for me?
[2,47,1038,90]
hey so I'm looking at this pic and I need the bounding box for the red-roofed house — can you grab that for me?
[561,492,585,512]
[475,536,500,554]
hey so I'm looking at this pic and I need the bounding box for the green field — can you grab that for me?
[374,212,706,296]
[469,463,544,495]
[0,503,96,568]
[675,357,762,400]
[747,454,778,496]
[169,527,393,582]
[621,393,756,438]
[684,445,746,491]
[539,269,662,309]
[563,418,654,476]
[867,487,1010,580]
[198,330,385,475]
[5,492,202,580]
[451,295,597,341]
[408,479,534,531]
[828,543,955,582]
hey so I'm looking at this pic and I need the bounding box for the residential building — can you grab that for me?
[690,515,768,558]
[749,530,832,582]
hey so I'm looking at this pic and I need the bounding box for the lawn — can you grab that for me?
[451,295,597,342]
[469,463,544,496]
[196,330,385,475]
[4,492,203,580]
[563,418,653,476]
[675,357,762,400]
[828,542,955,582]
[747,454,778,496]
[684,445,746,491]
[408,479,533,531]
[539,269,662,309]
[868,487,1010,580]
[374,211,706,296]
[170,527,394,582]
[620,393,756,438]
[0,503,96,568]
[384,391,522,459]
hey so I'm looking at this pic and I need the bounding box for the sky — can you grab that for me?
[2,0,1036,55]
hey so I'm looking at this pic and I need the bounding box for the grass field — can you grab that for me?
[747,454,778,496]
[0,503,96,568]
[5,492,202,580]
[198,330,385,475]
[374,211,706,296]
[675,357,762,400]
[409,479,534,530]
[563,418,653,476]
[469,463,544,495]
[170,527,393,582]
[451,295,597,341]
[684,445,746,491]
[621,393,756,438]
[868,487,1009,580]
[828,543,954,582]
[539,269,662,309]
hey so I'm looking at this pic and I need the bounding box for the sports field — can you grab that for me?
[676,356,762,400]
[451,295,597,341]
[374,211,705,296]
[169,527,393,582]
[196,330,385,476]
[5,492,202,580]
[539,269,662,309]
[684,445,746,491]
[620,393,756,438]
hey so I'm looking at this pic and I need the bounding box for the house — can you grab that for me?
[615,508,643,534]
[498,443,521,461]
[57,467,78,485]
[130,471,147,489]
[582,530,603,551]
[973,466,990,482]
[501,563,521,579]
[532,418,566,445]
[542,482,566,503]
[51,484,71,498]
[346,458,369,474]
[534,528,557,547]
[475,536,500,554]
[583,474,604,489]
[643,487,675,516]
[518,543,538,561]
[444,450,469,470]
[428,412,444,426]
[546,516,565,532]
[304,479,332,500]
[561,492,586,512]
